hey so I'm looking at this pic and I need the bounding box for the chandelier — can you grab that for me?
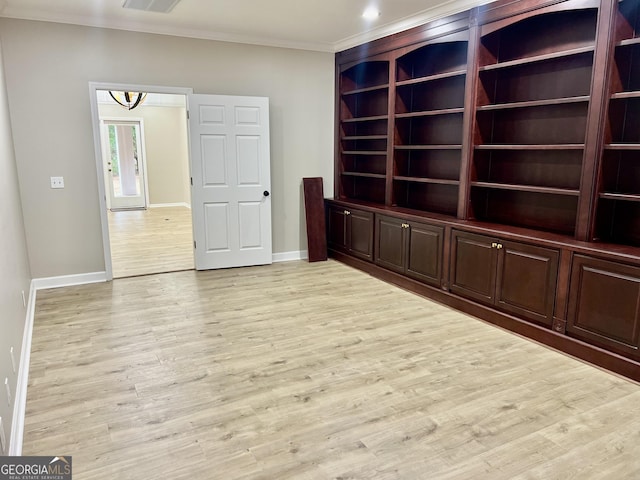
[108,91,147,110]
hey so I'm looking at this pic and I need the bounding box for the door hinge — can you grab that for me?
[190,177,193,186]
[194,240,196,249]
[186,110,190,119]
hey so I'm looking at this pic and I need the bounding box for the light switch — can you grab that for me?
[50,176,65,189]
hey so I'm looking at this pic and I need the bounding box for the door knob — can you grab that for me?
[263,190,270,197]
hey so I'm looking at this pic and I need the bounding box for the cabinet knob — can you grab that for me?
[497,243,503,249]
[344,210,351,215]
[492,242,498,248]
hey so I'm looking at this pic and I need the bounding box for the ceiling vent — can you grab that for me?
[122,0,181,14]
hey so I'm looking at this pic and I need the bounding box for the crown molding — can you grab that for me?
[333,0,493,52]
[0,0,490,54]
[0,8,335,53]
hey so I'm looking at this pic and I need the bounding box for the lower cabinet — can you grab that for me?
[375,215,443,287]
[450,230,559,326]
[567,255,640,359]
[327,204,374,261]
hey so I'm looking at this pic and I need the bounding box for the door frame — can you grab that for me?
[89,82,194,280]
[100,116,150,210]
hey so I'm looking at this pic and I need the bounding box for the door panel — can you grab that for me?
[496,241,558,326]
[189,94,271,270]
[327,206,347,251]
[450,231,497,304]
[204,203,230,251]
[567,255,640,357]
[407,222,443,287]
[238,202,262,248]
[348,209,374,261]
[236,136,261,184]
[202,135,227,185]
[375,215,406,273]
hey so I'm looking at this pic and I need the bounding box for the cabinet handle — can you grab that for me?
[344,210,351,215]
[492,242,498,248]
[401,223,409,229]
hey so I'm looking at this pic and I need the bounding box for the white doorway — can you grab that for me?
[90,83,274,280]
[101,119,148,210]
[90,83,194,280]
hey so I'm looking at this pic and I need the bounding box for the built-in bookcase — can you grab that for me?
[595,0,640,246]
[338,60,389,204]
[392,36,468,216]
[468,8,598,235]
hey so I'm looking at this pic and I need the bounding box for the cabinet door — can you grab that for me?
[406,221,443,287]
[450,231,498,305]
[327,205,347,252]
[347,209,374,261]
[567,255,640,359]
[375,215,406,274]
[495,241,559,326]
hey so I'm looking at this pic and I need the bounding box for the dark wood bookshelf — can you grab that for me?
[599,192,640,201]
[330,0,640,382]
[476,96,590,111]
[341,115,388,123]
[618,37,640,46]
[342,172,386,179]
[470,181,580,196]
[604,143,640,149]
[341,84,389,96]
[395,69,466,87]
[394,176,460,185]
[478,45,595,71]
[395,108,465,118]
[342,135,388,141]
[395,145,463,150]
[474,144,585,150]
[610,91,640,99]
[342,150,387,155]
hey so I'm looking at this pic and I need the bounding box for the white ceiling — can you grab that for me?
[0,0,490,52]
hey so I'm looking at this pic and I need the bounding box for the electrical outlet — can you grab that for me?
[0,417,5,455]
[21,290,26,308]
[10,348,16,374]
[4,378,10,406]
[50,176,65,189]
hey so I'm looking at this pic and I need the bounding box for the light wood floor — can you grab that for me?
[24,260,640,479]
[108,206,193,278]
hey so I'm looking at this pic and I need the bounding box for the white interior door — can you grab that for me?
[188,94,272,270]
[102,120,147,210]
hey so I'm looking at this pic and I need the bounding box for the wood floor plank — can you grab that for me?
[23,260,640,479]
[108,206,193,278]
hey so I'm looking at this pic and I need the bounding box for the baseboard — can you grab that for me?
[9,280,36,455]
[32,271,107,291]
[148,203,191,209]
[272,250,309,263]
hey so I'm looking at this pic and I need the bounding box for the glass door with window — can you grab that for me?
[102,120,146,210]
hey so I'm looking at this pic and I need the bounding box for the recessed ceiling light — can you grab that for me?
[362,6,380,20]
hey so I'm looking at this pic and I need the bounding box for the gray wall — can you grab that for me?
[0,40,32,452]
[0,19,335,278]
